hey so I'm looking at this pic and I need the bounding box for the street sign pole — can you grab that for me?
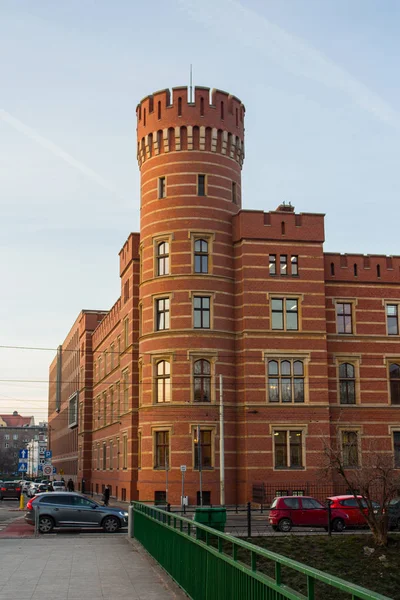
[180,465,186,511]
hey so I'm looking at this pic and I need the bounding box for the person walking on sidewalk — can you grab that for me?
[102,485,110,506]
[67,478,74,492]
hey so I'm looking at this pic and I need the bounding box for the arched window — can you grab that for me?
[194,239,208,273]
[331,262,335,276]
[178,97,182,116]
[377,264,381,278]
[193,360,211,402]
[143,108,146,127]
[156,361,171,403]
[268,359,304,403]
[158,101,161,120]
[354,264,358,277]
[339,363,356,404]
[200,97,204,116]
[157,241,169,276]
[390,363,400,405]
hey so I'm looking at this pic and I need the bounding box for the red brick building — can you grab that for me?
[48,85,400,504]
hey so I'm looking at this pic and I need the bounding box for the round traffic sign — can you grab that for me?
[43,465,52,476]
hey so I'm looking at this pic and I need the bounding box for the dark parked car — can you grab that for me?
[388,498,400,530]
[25,492,128,533]
[0,481,22,500]
[269,496,350,532]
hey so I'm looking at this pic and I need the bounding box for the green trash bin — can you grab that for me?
[194,507,227,540]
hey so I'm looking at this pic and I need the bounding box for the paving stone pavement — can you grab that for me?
[0,536,187,599]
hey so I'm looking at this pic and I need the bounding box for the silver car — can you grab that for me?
[25,492,128,533]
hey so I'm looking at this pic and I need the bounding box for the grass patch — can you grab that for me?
[242,535,400,600]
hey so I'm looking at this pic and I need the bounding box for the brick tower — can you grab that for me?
[137,86,245,504]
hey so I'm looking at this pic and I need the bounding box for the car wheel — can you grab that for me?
[39,516,54,534]
[102,516,120,533]
[278,518,292,533]
[332,518,345,533]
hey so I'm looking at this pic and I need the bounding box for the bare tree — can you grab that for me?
[322,434,400,546]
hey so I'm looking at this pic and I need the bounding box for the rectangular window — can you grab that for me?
[110,344,115,370]
[158,176,166,199]
[336,303,353,334]
[103,393,107,425]
[271,298,298,331]
[394,432,400,468]
[198,174,206,196]
[122,370,129,412]
[123,435,128,469]
[194,239,209,273]
[155,431,169,469]
[280,255,288,275]
[110,388,114,422]
[116,382,120,416]
[342,431,359,467]
[274,430,303,469]
[232,181,237,204]
[268,359,304,403]
[156,241,169,276]
[194,429,213,469]
[109,442,113,470]
[4,434,9,440]
[387,305,399,335]
[194,296,210,329]
[68,394,78,428]
[138,432,142,470]
[124,318,129,349]
[339,363,356,404]
[13,434,18,440]
[269,254,276,276]
[291,255,298,276]
[156,298,170,330]
[102,444,107,470]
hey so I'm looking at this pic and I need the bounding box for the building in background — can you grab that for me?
[48,85,400,505]
[48,310,107,487]
[26,434,48,478]
[0,412,47,475]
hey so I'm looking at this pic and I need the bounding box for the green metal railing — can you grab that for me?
[131,502,393,600]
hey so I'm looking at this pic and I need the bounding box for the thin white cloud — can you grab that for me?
[178,0,400,130]
[0,109,128,199]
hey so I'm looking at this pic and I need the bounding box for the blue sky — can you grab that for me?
[1,0,399,423]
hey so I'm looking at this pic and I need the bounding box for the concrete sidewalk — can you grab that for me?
[0,536,186,600]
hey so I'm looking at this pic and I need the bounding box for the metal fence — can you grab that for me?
[131,502,392,600]
[252,481,360,506]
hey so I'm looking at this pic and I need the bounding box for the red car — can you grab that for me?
[269,496,350,532]
[326,495,378,528]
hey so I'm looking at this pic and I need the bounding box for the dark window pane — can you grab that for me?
[198,175,206,196]
[195,255,201,272]
[283,498,300,509]
[388,317,399,335]
[391,381,400,405]
[390,364,400,378]
[294,379,304,403]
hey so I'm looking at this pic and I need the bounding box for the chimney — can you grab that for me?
[276,201,295,213]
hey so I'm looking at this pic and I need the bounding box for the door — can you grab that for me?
[38,494,73,525]
[300,498,327,527]
[70,496,101,526]
[281,497,300,525]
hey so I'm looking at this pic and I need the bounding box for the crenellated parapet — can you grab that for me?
[136,86,245,168]
[325,253,400,283]
[92,298,121,350]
